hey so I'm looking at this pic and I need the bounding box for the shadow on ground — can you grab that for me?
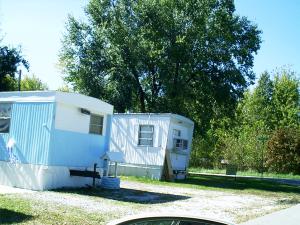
[177,175,300,195]
[54,187,190,204]
[0,208,33,224]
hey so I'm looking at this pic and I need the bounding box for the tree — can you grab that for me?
[213,69,299,172]
[272,69,299,128]
[57,84,73,92]
[192,73,273,169]
[266,128,300,174]
[236,72,275,129]
[20,75,48,91]
[250,72,275,130]
[0,45,29,91]
[59,0,261,124]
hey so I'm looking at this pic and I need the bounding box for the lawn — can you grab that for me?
[189,167,300,180]
[125,175,300,198]
[0,175,299,225]
[0,194,109,225]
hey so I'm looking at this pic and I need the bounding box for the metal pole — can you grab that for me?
[93,163,97,187]
[18,70,22,91]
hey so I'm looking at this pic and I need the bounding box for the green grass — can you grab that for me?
[0,194,108,225]
[123,175,300,198]
[189,167,300,180]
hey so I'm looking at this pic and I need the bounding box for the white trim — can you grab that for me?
[0,91,56,102]
[114,113,194,125]
[0,91,114,115]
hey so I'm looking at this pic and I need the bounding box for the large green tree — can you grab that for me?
[273,69,299,128]
[59,0,261,127]
[0,45,29,91]
[214,69,299,171]
[20,75,48,91]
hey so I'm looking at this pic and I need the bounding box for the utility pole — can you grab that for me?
[18,70,22,91]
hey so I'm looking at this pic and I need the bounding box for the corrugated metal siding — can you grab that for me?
[0,134,10,161]
[1,101,108,168]
[8,102,54,164]
[110,115,170,166]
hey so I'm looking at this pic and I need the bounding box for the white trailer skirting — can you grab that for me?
[0,161,101,190]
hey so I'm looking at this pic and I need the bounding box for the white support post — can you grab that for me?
[114,162,118,177]
[106,160,110,177]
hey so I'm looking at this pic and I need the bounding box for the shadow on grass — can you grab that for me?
[54,187,190,204]
[277,197,300,205]
[177,175,300,194]
[0,208,34,224]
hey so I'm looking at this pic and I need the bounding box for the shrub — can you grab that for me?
[266,128,300,174]
[190,135,215,168]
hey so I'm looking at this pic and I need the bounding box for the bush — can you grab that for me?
[190,134,222,168]
[266,128,300,174]
[217,125,268,172]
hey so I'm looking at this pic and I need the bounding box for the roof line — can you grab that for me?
[113,113,194,125]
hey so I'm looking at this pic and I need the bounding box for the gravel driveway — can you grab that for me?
[120,181,292,223]
[1,181,297,224]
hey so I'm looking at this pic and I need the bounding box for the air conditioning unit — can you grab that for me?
[80,108,90,115]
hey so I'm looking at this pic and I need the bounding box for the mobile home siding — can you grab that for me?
[55,102,91,133]
[110,115,170,166]
[48,129,107,167]
[104,115,112,151]
[0,102,54,165]
[0,134,9,161]
[110,113,194,180]
[168,118,194,171]
[47,102,111,168]
[0,91,114,190]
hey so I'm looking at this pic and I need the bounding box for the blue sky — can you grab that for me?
[0,0,299,89]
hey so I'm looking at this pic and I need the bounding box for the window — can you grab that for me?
[183,139,188,150]
[138,125,154,146]
[173,129,181,137]
[89,114,104,135]
[0,103,12,133]
[173,138,188,151]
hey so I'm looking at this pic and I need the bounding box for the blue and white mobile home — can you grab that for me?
[0,91,113,190]
[110,113,194,180]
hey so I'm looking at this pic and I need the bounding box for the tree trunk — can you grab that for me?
[131,67,146,112]
[138,85,146,112]
[172,61,179,98]
[123,47,147,112]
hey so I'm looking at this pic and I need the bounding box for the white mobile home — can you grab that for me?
[0,91,113,190]
[110,113,194,180]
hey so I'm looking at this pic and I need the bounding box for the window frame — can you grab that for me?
[173,129,181,137]
[173,138,189,151]
[0,103,12,134]
[138,124,154,147]
[89,114,104,135]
